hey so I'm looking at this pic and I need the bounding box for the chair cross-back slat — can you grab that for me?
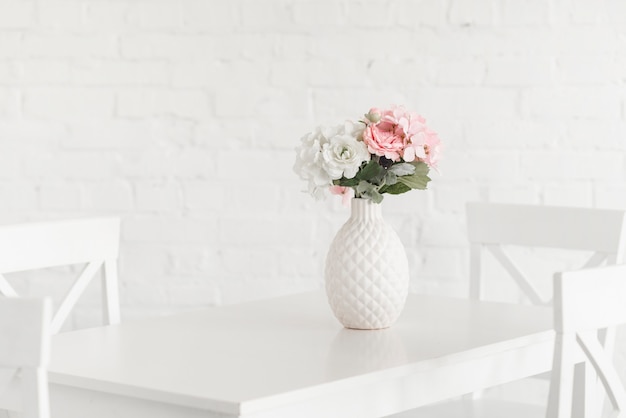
[484,247,609,306]
[486,245,547,306]
[576,332,626,413]
[0,297,52,418]
[0,274,17,297]
[0,217,121,333]
[581,252,609,269]
[549,265,626,418]
[50,260,104,334]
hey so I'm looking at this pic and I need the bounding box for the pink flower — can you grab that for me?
[329,185,355,207]
[381,106,426,138]
[403,127,442,168]
[362,105,429,162]
[363,121,406,162]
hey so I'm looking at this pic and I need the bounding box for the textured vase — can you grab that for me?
[324,198,410,330]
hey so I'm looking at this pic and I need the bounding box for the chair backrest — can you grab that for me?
[0,297,52,418]
[0,217,121,334]
[466,202,626,306]
[548,265,626,418]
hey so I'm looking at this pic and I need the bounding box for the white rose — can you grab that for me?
[321,134,370,180]
[294,122,369,199]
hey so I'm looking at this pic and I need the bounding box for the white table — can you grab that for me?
[48,292,554,418]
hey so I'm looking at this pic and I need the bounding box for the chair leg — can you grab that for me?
[103,259,121,325]
[20,368,50,418]
[572,361,596,418]
[547,333,576,418]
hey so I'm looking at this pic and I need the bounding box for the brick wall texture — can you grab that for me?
[0,0,625,332]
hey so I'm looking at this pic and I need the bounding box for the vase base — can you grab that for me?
[343,325,392,331]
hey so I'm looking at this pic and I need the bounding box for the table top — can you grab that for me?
[48,292,553,416]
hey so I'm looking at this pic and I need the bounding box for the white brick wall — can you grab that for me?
[0,0,624,331]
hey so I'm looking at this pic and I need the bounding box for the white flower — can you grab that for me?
[293,121,369,199]
[321,133,370,180]
[341,119,366,139]
[293,127,333,199]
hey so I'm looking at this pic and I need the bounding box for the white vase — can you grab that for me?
[324,198,410,330]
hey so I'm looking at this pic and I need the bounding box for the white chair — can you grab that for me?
[0,297,52,418]
[392,264,626,418]
[467,202,626,413]
[389,203,626,417]
[548,264,626,418]
[0,217,121,334]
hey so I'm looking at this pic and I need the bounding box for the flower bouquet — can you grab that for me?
[294,105,441,205]
[294,105,442,329]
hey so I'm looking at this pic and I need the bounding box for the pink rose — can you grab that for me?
[329,185,355,207]
[362,121,406,161]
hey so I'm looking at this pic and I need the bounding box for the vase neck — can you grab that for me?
[351,198,382,221]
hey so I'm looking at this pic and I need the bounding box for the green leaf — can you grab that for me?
[388,163,415,176]
[409,161,430,176]
[397,172,431,190]
[395,161,431,190]
[370,191,384,203]
[381,182,411,195]
[383,171,398,186]
[356,159,385,182]
[356,180,384,203]
[334,177,359,187]
[356,180,376,196]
